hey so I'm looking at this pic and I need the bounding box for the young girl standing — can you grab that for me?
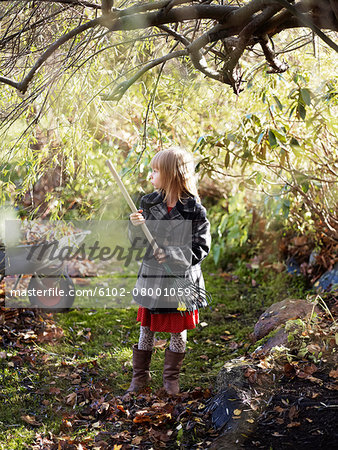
[128,147,211,395]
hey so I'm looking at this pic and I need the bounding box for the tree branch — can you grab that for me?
[0,17,100,93]
[259,34,289,73]
[0,0,101,8]
[105,49,188,101]
[273,0,338,52]
[0,0,337,96]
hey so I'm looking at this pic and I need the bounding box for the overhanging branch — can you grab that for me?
[105,49,188,101]
[0,17,100,93]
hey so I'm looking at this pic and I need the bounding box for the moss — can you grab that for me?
[249,327,284,353]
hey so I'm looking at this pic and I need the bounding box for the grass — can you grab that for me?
[0,262,309,448]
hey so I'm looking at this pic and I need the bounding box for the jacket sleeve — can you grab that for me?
[127,197,148,249]
[164,205,211,270]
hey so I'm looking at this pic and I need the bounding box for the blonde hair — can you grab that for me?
[150,147,200,203]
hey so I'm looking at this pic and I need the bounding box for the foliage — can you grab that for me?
[0,5,337,260]
[0,0,337,109]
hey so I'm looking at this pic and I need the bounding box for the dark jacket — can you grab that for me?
[128,191,211,314]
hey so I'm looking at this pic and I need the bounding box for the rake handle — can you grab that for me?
[105,159,159,251]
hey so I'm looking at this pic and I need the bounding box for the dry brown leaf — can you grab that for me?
[49,387,61,395]
[329,369,338,379]
[287,421,301,428]
[21,414,41,426]
[65,392,77,406]
[131,436,143,445]
[274,406,284,413]
[154,339,167,348]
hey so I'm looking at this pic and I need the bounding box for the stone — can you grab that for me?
[253,298,319,341]
[252,327,289,357]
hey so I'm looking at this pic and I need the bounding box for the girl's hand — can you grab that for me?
[154,247,167,264]
[130,209,145,226]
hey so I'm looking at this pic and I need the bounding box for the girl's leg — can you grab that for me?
[169,330,187,353]
[138,325,155,351]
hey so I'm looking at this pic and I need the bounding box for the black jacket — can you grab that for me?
[128,191,211,314]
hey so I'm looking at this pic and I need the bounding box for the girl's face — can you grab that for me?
[149,167,162,189]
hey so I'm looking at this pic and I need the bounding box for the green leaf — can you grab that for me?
[282,199,291,218]
[289,105,296,118]
[255,172,263,185]
[251,114,261,126]
[273,95,283,111]
[224,151,230,168]
[302,181,310,193]
[297,103,306,120]
[290,137,300,147]
[268,129,278,148]
[212,244,222,266]
[257,131,264,145]
[273,129,287,143]
[300,88,311,106]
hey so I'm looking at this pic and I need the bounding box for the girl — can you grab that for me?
[127,147,211,395]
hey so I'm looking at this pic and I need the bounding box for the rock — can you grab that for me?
[210,358,276,449]
[314,262,338,292]
[252,327,289,357]
[286,256,301,275]
[253,298,319,341]
[215,357,252,392]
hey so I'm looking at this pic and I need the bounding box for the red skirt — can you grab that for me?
[137,306,199,333]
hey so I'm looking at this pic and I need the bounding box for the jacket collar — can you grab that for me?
[146,191,196,219]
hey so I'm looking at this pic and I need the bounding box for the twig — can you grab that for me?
[273,0,338,53]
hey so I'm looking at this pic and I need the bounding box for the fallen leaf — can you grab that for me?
[233,409,241,416]
[220,335,231,341]
[288,405,298,420]
[329,369,338,379]
[154,339,167,348]
[49,387,61,394]
[133,414,151,424]
[116,405,126,414]
[21,415,41,426]
[287,421,301,428]
[131,436,143,445]
[65,392,77,406]
[274,406,284,413]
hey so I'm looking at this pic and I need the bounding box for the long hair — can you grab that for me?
[150,147,200,203]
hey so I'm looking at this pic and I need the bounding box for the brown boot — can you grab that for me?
[163,348,185,395]
[126,344,152,393]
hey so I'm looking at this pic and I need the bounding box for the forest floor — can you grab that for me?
[0,265,337,449]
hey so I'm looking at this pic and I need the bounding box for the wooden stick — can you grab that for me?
[105,159,158,251]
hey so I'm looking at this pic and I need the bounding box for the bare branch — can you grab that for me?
[0,0,101,8]
[259,34,289,73]
[0,17,100,93]
[272,0,338,52]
